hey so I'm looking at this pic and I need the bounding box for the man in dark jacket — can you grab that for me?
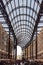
[0,61,4,65]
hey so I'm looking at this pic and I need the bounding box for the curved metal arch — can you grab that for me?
[12,14,36,21]
[6,0,41,9]
[16,35,31,43]
[17,36,31,44]
[15,29,33,38]
[14,26,33,34]
[14,25,34,32]
[16,31,32,38]
[13,23,34,33]
[15,29,32,37]
[13,19,35,27]
[18,34,30,41]
[9,6,37,15]
[18,41,29,47]
[6,0,40,5]
[18,32,31,38]
[18,32,31,39]
[18,37,30,44]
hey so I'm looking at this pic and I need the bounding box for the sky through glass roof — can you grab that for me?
[2,0,42,47]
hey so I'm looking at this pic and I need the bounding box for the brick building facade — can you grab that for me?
[0,24,14,59]
[23,28,43,59]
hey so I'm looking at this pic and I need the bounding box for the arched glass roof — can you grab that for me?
[2,0,42,47]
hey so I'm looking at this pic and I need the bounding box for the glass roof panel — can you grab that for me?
[8,3,12,12]
[15,0,18,7]
[31,0,34,9]
[11,0,15,9]
[19,0,22,6]
[5,5,9,15]
[2,0,42,47]
[28,0,31,7]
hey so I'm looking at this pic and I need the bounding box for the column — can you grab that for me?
[27,47,28,60]
[32,40,33,59]
[25,48,26,59]
[30,44,31,59]
[14,39,17,60]
[8,26,10,59]
[35,28,37,59]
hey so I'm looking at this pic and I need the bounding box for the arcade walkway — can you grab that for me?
[0,0,43,65]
